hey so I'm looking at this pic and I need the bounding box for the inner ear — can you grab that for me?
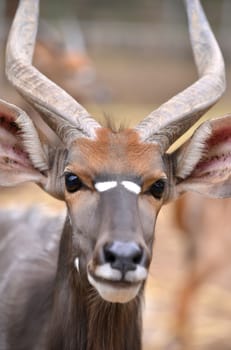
[192,120,231,179]
[0,113,21,143]
[0,112,32,170]
[0,101,49,173]
[171,116,231,199]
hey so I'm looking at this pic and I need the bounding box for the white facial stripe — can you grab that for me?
[95,181,118,192]
[95,180,141,194]
[121,181,141,194]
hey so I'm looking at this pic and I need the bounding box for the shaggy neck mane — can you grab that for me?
[47,217,143,350]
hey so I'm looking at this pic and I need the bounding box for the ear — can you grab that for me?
[0,100,61,197]
[171,115,231,198]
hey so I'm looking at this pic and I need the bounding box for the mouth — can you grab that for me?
[87,264,146,303]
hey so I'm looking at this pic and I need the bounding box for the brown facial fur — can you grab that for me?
[64,128,167,285]
[66,128,167,191]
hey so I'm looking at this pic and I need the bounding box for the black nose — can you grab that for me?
[102,241,144,274]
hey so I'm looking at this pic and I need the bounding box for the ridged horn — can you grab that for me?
[5,0,101,144]
[135,0,225,152]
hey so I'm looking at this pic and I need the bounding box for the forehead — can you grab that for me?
[68,128,165,181]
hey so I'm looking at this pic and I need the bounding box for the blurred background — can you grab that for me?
[1,0,231,349]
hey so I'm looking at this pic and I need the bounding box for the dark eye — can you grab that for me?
[65,172,82,193]
[150,179,166,199]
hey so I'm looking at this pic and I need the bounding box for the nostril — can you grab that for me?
[104,248,116,264]
[102,241,145,273]
[132,250,143,265]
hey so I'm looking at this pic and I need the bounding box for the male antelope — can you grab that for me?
[0,1,231,349]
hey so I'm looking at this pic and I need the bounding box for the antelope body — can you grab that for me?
[0,1,231,349]
[170,193,231,346]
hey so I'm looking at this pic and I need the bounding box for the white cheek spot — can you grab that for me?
[121,181,141,194]
[74,257,80,273]
[95,181,118,192]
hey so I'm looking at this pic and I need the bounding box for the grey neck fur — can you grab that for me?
[47,216,143,350]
